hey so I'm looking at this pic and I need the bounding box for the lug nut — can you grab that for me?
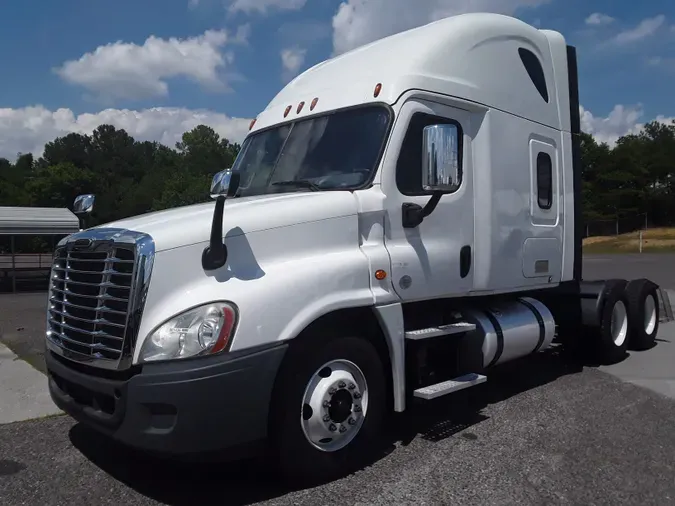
[323,415,331,422]
[329,388,337,395]
[323,400,331,408]
[348,418,356,425]
[339,426,347,433]
[348,383,356,390]
[338,381,346,388]
[354,405,362,413]
[353,392,362,399]
[329,424,337,432]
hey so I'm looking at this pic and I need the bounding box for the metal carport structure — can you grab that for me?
[0,206,80,293]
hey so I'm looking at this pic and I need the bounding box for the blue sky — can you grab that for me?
[0,0,673,159]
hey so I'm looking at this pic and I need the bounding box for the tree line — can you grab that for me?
[580,121,675,234]
[0,124,241,225]
[1,120,674,248]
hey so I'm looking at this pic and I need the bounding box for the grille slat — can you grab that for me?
[48,329,124,355]
[47,318,124,341]
[47,240,137,363]
[53,266,133,277]
[49,296,128,316]
[53,278,131,291]
[50,286,130,303]
[60,257,134,264]
[48,308,126,329]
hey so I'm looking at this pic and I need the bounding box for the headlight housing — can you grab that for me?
[139,302,237,363]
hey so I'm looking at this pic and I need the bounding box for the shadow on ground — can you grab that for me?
[68,345,587,506]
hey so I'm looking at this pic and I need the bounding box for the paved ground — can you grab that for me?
[1,254,675,505]
[583,253,675,289]
[0,342,61,424]
[1,347,675,506]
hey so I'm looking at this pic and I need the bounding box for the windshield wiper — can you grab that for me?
[271,180,321,191]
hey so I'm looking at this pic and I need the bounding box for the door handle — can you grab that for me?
[460,245,471,278]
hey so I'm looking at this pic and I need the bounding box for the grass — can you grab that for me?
[583,227,675,254]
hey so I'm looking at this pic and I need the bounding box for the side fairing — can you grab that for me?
[132,207,374,361]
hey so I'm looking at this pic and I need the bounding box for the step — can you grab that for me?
[405,322,477,341]
[413,373,487,400]
[658,288,674,322]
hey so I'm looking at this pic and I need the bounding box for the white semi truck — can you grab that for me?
[44,13,672,484]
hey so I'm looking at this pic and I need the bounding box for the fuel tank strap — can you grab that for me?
[517,298,546,353]
[482,309,504,368]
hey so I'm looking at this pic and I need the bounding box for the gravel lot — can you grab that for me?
[1,349,675,506]
[1,254,675,506]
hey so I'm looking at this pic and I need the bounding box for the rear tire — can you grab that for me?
[268,334,387,486]
[625,278,660,351]
[593,282,630,364]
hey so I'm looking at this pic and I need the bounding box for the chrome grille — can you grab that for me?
[45,228,155,370]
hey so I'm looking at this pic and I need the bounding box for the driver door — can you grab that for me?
[383,99,475,301]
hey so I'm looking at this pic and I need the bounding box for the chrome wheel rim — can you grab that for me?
[644,294,657,335]
[300,359,368,452]
[611,300,628,347]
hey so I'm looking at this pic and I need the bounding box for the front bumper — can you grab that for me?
[46,343,287,456]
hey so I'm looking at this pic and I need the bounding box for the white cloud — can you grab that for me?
[188,0,200,9]
[55,29,247,102]
[331,0,551,55]
[580,104,675,147]
[0,103,671,162]
[585,13,614,26]
[228,0,306,14]
[280,47,307,82]
[0,106,252,161]
[611,15,666,45]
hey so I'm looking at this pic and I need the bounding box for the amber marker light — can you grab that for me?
[249,119,256,130]
[374,83,382,98]
[297,101,305,113]
[310,97,319,110]
[284,105,292,117]
[375,269,387,280]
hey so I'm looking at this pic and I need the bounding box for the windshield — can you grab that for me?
[231,105,392,197]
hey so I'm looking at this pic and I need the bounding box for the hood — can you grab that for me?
[95,191,359,252]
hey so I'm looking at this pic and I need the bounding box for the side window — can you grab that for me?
[518,48,549,103]
[536,152,553,210]
[396,112,463,196]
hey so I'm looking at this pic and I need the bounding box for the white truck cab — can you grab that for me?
[44,13,672,484]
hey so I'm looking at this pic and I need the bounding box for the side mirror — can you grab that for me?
[73,194,95,215]
[210,168,232,199]
[422,124,460,193]
[203,168,239,271]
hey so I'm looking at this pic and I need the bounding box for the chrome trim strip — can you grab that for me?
[45,227,155,371]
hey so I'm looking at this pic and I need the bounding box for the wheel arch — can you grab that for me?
[271,305,401,415]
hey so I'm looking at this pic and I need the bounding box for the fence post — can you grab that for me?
[10,235,16,293]
[639,230,643,253]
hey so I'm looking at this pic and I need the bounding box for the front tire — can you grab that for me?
[268,334,387,486]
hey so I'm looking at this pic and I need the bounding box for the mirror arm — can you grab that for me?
[202,171,240,271]
[401,190,443,229]
[201,195,228,271]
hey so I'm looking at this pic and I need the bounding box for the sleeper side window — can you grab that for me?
[396,112,463,196]
[536,152,553,210]
[518,48,549,103]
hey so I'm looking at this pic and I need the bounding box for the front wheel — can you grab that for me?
[268,335,387,485]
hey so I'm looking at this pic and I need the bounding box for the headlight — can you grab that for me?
[139,302,237,363]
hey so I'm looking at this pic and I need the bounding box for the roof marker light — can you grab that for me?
[284,105,292,117]
[374,83,382,98]
[297,101,305,114]
[310,97,319,111]
[249,119,256,130]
